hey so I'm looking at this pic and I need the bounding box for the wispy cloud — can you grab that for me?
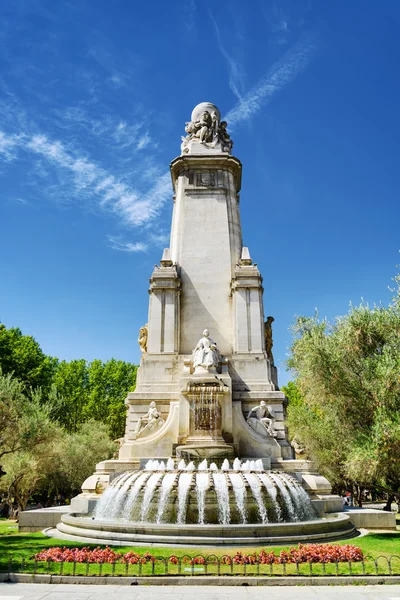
[0,129,171,227]
[62,107,155,152]
[209,11,244,101]
[182,0,197,37]
[108,228,170,253]
[107,236,148,252]
[224,35,315,128]
[0,131,19,161]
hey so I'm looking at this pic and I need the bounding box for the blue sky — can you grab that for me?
[1,0,399,386]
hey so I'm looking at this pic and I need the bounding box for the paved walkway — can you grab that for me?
[2,584,400,600]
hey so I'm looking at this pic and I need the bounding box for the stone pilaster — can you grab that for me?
[231,248,264,354]
[147,252,181,354]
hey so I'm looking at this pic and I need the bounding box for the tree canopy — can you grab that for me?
[0,322,138,516]
[0,324,57,393]
[286,272,400,505]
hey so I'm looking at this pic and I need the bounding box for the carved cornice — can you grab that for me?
[170,154,242,192]
[231,264,264,292]
[149,264,181,292]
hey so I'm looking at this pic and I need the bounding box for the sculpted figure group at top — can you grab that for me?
[181,109,233,154]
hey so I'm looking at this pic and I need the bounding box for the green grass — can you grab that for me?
[0,519,399,577]
[0,519,19,535]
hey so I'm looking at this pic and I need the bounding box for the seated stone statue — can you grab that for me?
[247,401,277,437]
[192,329,221,372]
[132,401,164,440]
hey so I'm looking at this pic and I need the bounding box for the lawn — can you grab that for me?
[0,518,400,578]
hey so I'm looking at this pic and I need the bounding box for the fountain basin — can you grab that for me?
[175,443,235,461]
[55,512,356,546]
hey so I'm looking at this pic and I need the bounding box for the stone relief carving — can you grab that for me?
[132,401,164,440]
[192,329,221,372]
[181,110,233,154]
[138,324,148,354]
[246,401,277,438]
[196,170,216,187]
[264,316,274,364]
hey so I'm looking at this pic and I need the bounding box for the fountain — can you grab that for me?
[52,102,357,545]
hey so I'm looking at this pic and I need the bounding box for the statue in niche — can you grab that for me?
[264,316,274,364]
[132,401,164,440]
[247,401,277,437]
[138,324,148,354]
[192,329,221,371]
[181,111,233,154]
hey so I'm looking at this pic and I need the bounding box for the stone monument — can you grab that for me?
[19,102,395,539]
[70,102,342,519]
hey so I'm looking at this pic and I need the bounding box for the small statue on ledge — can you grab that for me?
[132,401,164,440]
[264,316,274,364]
[138,324,148,354]
[247,401,277,437]
[291,437,306,457]
[192,329,221,372]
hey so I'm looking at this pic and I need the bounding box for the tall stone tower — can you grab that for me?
[116,101,291,466]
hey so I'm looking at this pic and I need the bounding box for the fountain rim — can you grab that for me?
[53,512,358,547]
[70,512,348,530]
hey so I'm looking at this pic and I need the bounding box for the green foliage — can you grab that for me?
[52,359,89,432]
[52,359,136,437]
[84,359,137,439]
[0,371,60,516]
[0,370,55,461]
[287,272,400,500]
[281,381,304,407]
[0,324,57,393]
[0,322,137,513]
[43,420,117,497]
[0,323,137,439]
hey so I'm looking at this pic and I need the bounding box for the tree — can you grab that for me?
[52,358,136,437]
[0,441,58,518]
[0,324,57,393]
[57,420,117,496]
[36,420,117,502]
[286,272,400,506]
[84,359,137,439]
[51,359,89,432]
[281,381,304,407]
[0,370,56,465]
[0,371,60,516]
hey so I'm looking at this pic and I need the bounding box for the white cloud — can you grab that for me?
[62,108,154,151]
[0,129,172,227]
[0,131,19,161]
[107,236,148,252]
[224,36,315,128]
[209,11,244,102]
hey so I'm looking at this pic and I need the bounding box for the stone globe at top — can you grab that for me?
[191,102,221,123]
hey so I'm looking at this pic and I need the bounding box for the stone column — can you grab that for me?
[231,247,265,354]
[147,250,181,354]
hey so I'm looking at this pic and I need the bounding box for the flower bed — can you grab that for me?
[221,544,364,565]
[34,543,363,565]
